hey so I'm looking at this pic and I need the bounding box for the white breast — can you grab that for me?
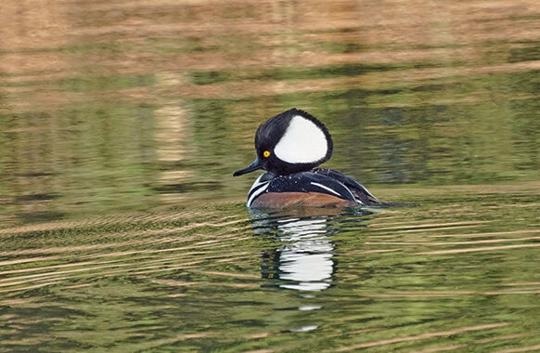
[274,115,328,164]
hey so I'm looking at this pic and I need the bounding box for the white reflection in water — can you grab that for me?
[251,212,336,292]
[277,218,334,291]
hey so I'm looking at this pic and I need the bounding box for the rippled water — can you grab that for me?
[1,0,540,352]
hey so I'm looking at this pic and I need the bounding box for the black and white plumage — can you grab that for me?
[246,168,379,208]
[234,108,381,209]
[233,108,333,176]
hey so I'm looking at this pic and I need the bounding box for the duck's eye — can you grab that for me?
[263,150,271,158]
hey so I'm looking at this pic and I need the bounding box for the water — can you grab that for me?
[1,0,540,352]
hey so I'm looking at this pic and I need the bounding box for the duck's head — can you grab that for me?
[233,108,333,176]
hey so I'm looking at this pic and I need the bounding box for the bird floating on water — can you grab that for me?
[233,108,380,208]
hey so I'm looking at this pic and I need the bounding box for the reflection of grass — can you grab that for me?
[318,41,367,54]
[191,71,233,85]
[0,42,134,55]
[2,74,155,92]
[0,102,158,220]
[509,44,540,63]
[190,63,403,85]
[144,36,216,54]
[190,64,540,188]
[59,74,155,92]
[62,42,133,54]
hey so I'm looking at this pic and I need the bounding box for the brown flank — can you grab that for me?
[251,192,355,208]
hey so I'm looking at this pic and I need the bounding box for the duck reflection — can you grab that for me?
[251,208,371,292]
[273,217,334,291]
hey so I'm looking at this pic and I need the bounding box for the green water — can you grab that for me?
[1,1,540,352]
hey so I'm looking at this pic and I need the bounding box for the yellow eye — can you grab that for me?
[263,150,271,158]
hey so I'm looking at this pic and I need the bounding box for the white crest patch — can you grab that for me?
[274,115,328,164]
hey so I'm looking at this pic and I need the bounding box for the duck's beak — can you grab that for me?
[233,158,263,176]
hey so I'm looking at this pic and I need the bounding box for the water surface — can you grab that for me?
[1,0,539,352]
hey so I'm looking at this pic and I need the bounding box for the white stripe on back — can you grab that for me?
[310,182,341,197]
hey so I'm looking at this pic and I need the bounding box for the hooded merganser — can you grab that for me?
[233,108,380,208]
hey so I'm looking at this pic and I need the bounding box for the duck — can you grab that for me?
[233,108,380,208]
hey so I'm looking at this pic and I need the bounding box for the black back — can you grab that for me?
[252,168,380,207]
